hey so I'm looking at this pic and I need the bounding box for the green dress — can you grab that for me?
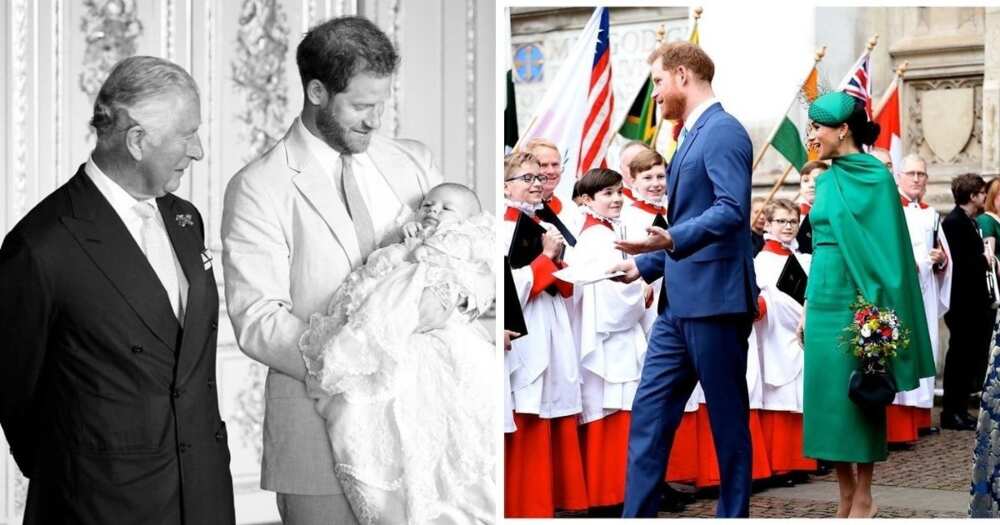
[803,153,935,463]
[977,213,1000,257]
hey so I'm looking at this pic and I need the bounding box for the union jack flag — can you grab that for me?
[838,52,872,119]
[577,7,614,177]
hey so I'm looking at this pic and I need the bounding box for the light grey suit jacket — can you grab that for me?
[221,118,442,494]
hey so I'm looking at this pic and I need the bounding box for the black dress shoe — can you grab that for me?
[941,412,976,431]
[917,426,940,436]
[961,411,979,426]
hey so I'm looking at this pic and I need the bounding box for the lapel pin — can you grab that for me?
[175,214,194,228]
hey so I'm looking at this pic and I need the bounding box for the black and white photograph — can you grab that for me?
[0,1,496,524]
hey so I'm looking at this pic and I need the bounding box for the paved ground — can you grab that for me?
[557,406,978,519]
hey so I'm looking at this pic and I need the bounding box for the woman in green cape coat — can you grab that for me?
[801,92,935,518]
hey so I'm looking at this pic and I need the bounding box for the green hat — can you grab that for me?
[808,91,856,126]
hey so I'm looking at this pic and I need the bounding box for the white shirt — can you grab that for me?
[85,157,188,319]
[299,121,406,243]
[682,97,721,135]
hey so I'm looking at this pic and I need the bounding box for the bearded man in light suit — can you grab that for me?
[221,16,441,524]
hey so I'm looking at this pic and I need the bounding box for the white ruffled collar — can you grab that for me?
[763,232,799,252]
[581,205,620,225]
[631,191,668,208]
[504,199,543,215]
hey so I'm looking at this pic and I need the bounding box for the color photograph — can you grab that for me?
[502,3,1000,519]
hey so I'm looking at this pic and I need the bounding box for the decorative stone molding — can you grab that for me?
[79,0,144,104]
[465,0,476,189]
[232,362,267,462]
[12,0,28,220]
[233,0,290,163]
[905,77,983,166]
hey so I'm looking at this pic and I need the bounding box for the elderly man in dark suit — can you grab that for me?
[0,56,235,524]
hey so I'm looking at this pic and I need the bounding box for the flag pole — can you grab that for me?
[750,46,827,174]
[873,60,908,119]
[650,7,702,149]
[750,35,879,226]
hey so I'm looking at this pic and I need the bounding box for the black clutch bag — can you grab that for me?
[847,359,898,410]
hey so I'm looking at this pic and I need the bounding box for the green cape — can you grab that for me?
[819,152,936,391]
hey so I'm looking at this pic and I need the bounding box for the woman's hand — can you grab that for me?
[796,305,807,347]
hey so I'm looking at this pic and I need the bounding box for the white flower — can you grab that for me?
[861,326,872,338]
[892,328,899,339]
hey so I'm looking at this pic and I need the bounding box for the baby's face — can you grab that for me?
[418,187,477,229]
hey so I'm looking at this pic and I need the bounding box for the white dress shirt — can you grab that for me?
[682,96,721,136]
[299,124,406,244]
[85,157,188,321]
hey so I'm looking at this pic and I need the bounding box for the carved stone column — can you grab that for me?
[982,8,1000,177]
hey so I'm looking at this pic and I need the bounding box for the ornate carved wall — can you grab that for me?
[0,1,494,522]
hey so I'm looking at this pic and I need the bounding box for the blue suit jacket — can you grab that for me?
[635,103,758,318]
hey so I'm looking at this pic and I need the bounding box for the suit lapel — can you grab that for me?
[61,169,180,349]
[366,135,426,209]
[159,197,212,381]
[667,103,722,220]
[285,120,363,267]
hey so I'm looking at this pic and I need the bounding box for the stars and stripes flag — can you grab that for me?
[576,8,614,177]
[515,7,606,203]
[838,51,873,119]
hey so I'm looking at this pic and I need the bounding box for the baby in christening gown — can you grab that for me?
[299,182,496,525]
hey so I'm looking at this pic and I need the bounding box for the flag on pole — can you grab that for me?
[618,76,657,144]
[770,66,820,171]
[577,8,614,177]
[504,9,518,153]
[874,75,902,171]
[517,7,606,202]
[838,51,873,119]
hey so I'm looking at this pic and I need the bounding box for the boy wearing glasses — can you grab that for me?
[502,151,587,517]
[752,199,818,478]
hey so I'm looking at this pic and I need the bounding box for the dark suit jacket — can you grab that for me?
[0,166,235,525]
[636,103,758,318]
[942,206,991,312]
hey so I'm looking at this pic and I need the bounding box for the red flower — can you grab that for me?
[880,327,892,338]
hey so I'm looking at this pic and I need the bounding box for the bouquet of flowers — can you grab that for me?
[842,294,910,409]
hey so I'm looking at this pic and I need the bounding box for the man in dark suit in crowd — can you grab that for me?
[0,56,235,524]
[941,173,992,431]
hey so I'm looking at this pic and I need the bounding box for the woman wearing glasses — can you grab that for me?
[752,199,817,480]
[801,91,934,518]
[502,151,587,517]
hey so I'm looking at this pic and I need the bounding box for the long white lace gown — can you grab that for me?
[299,214,497,525]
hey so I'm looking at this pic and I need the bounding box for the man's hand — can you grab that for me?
[615,226,673,255]
[542,230,566,259]
[503,330,520,351]
[402,222,424,239]
[608,258,641,284]
[929,247,946,266]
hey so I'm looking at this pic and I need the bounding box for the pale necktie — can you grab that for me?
[340,155,376,258]
[678,126,689,149]
[134,202,183,321]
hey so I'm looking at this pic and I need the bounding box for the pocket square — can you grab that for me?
[201,249,213,270]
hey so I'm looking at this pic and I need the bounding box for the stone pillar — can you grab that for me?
[982,8,1000,178]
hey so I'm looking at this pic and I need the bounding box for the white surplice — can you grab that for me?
[564,216,647,423]
[502,210,582,419]
[893,202,952,408]
[753,244,811,412]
